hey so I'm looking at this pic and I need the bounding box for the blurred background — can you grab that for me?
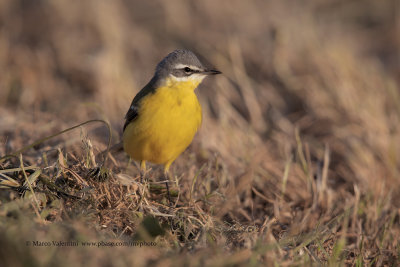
[0,0,399,265]
[1,0,399,190]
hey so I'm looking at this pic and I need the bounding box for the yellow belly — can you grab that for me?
[123,82,202,170]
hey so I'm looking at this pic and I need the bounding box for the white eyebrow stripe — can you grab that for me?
[174,63,202,71]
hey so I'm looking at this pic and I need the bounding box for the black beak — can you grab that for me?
[202,69,222,75]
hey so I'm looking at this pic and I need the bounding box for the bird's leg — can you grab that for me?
[164,170,172,205]
[133,160,146,183]
[140,161,146,183]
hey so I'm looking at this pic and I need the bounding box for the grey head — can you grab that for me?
[154,49,221,80]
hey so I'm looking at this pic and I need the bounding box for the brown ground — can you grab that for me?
[0,0,399,266]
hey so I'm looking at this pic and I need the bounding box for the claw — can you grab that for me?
[88,166,110,182]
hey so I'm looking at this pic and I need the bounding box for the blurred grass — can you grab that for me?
[0,0,399,266]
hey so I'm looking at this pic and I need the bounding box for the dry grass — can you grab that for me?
[0,0,399,266]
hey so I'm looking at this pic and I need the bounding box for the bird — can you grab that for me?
[122,49,221,199]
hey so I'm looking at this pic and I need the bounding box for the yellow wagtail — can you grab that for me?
[122,49,221,195]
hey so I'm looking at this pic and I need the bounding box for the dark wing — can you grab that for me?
[123,77,157,132]
[123,103,139,131]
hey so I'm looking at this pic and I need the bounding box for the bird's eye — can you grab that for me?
[184,67,192,73]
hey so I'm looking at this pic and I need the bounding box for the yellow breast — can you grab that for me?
[123,77,202,170]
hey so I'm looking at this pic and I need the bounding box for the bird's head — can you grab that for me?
[154,49,221,88]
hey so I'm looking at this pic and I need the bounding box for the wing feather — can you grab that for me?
[123,77,157,131]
